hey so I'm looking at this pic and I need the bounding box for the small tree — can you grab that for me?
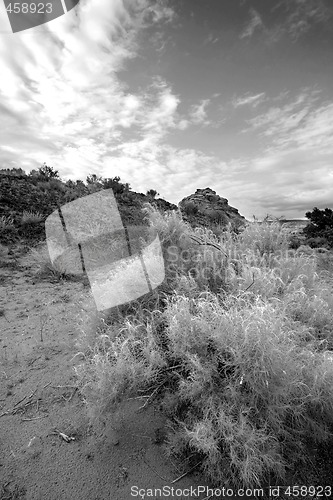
[65,179,76,189]
[86,173,103,185]
[305,207,333,231]
[38,163,59,179]
[303,207,333,248]
[146,189,160,199]
[102,176,131,194]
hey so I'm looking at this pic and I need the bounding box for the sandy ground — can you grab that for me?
[0,248,225,500]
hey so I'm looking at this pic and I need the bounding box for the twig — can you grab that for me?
[27,356,41,366]
[130,434,151,439]
[43,381,52,389]
[161,364,183,373]
[13,388,37,409]
[68,387,77,401]
[188,235,227,257]
[12,399,41,415]
[141,456,169,481]
[39,313,49,342]
[244,273,255,292]
[22,415,47,421]
[51,385,77,388]
[171,461,202,483]
[127,395,150,400]
[12,394,28,409]
[52,429,75,442]
[1,389,40,417]
[137,381,166,411]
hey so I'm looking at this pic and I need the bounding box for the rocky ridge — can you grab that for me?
[178,188,246,232]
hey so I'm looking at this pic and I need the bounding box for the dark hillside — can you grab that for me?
[0,167,177,244]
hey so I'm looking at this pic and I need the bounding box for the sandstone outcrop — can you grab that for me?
[178,188,246,232]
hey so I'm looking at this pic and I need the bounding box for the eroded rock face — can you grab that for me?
[178,188,246,232]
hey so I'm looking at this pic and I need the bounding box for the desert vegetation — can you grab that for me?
[0,165,177,247]
[1,165,333,491]
[70,206,333,490]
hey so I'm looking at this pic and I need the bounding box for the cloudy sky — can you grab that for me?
[0,0,332,220]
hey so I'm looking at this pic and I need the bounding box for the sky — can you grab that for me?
[0,0,332,220]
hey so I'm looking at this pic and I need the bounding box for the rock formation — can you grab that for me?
[178,188,246,232]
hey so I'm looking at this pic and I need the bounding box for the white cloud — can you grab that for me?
[240,8,263,39]
[203,33,219,45]
[233,92,266,108]
[144,1,175,24]
[266,0,333,44]
[286,0,332,41]
[143,84,180,134]
[244,89,333,153]
[0,0,182,175]
[232,90,333,217]
[289,103,333,152]
[189,99,211,126]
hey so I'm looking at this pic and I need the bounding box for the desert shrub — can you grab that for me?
[163,292,333,486]
[204,223,318,300]
[77,288,333,487]
[101,175,131,194]
[289,234,302,249]
[18,210,45,240]
[236,222,291,257]
[316,248,333,273]
[142,204,197,286]
[0,215,18,243]
[24,242,83,281]
[0,215,14,228]
[295,244,316,256]
[305,207,333,231]
[76,211,333,488]
[37,163,59,179]
[306,236,331,249]
[283,287,333,343]
[146,189,159,198]
[21,210,44,224]
[75,314,168,422]
[303,207,333,248]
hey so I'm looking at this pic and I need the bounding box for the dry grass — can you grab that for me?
[73,208,333,488]
[21,210,44,224]
[0,215,15,230]
[24,242,84,281]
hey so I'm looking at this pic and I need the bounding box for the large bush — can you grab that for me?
[75,211,333,489]
[303,207,333,248]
